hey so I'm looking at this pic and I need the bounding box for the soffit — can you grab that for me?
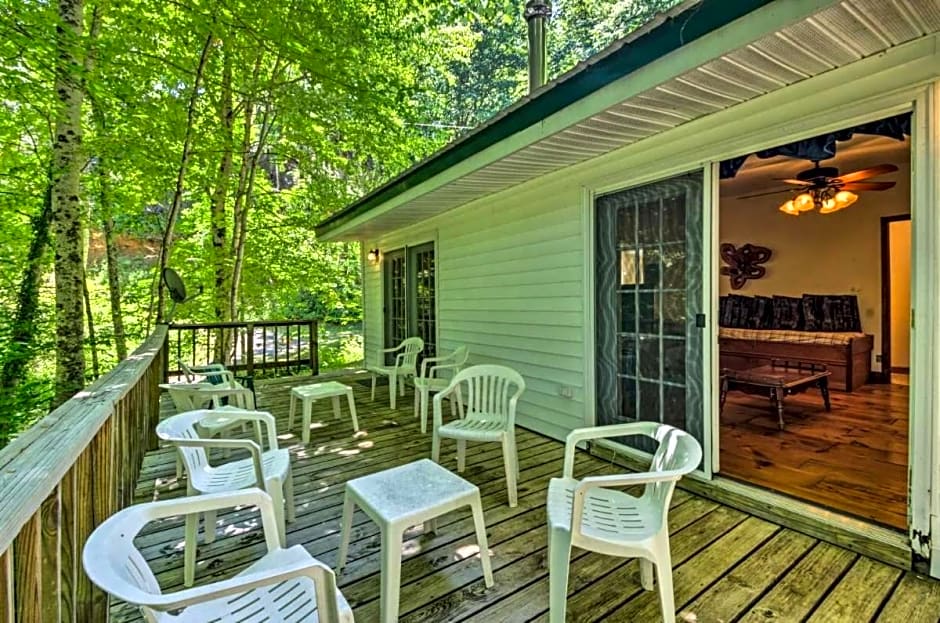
[326,0,940,241]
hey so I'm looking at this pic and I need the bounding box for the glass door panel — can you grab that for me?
[409,243,436,359]
[595,172,705,456]
[384,249,407,364]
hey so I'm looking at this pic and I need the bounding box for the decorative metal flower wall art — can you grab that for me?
[720,243,772,290]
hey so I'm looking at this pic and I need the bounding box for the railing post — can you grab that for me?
[309,320,319,376]
[246,323,255,377]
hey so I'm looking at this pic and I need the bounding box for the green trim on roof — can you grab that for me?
[315,0,776,238]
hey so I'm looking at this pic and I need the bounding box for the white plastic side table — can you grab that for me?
[336,459,494,623]
[288,381,359,444]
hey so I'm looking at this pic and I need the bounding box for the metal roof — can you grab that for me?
[317,0,940,241]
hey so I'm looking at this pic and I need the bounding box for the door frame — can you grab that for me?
[880,214,912,382]
[583,166,714,479]
[910,83,939,573]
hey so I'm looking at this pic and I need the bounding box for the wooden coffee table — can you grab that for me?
[719,361,831,430]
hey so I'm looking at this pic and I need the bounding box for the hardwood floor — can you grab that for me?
[719,381,909,529]
[106,374,940,622]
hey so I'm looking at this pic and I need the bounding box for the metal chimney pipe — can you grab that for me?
[525,0,552,93]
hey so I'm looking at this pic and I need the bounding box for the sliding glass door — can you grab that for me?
[595,172,705,457]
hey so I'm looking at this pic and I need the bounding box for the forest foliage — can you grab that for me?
[0,0,680,440]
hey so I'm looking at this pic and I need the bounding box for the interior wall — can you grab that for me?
[718,162,910,373]
[889,219,912,369]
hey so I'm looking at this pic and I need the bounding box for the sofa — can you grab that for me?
[718,294,874,391]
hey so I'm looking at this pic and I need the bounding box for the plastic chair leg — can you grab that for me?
[640,558,654,591]
[431,433,441,463]
[371,374,377,401]
[267,476,287,547]
[284,466,296,523]
[503,437,518,507]
[288,394,296,429]
[389,371,398,410]
[656,555,676,623]
[184,511,198,587]
[202,509,217,544]
[456,439,466,472]
[548,528,572,623]
[337,495,355,571]
[420,389,429,434]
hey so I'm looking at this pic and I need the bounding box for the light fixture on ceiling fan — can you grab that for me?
[738,162,898,216]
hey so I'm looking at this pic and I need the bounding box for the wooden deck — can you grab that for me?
[111,374,940,622]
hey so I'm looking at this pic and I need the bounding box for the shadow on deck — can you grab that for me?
[112,373,940,622]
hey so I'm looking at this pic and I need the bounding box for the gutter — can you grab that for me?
[315,0,777,239]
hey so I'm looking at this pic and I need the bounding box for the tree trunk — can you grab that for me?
[210,48,234,321]
[100,161,127,361]
[51,0,86,406]
[0,178,53,392]
[230,106,274,321]
[85,6,125,361]
[156,32,214,323]
[82,266,100,378]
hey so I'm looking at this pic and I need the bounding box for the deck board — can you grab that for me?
[110,375,940,622]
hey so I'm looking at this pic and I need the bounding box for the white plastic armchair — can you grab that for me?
[370,337,424,410]
[546,422,702,623]
[82,488,353,623]
[156,409,296,587]
[431,364,525,507]
[413,345,468,433]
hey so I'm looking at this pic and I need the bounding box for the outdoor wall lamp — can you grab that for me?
[367,248,380,263]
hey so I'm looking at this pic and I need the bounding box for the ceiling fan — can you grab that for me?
[738,162,898,215]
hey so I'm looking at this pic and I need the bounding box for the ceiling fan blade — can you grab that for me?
[836,163,899,184]
[841,181,896,191]
[737,188,795,199]
[773,178,812,185]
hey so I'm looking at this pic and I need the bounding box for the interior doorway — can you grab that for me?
[713,115,912,530]
[882,215,912,385]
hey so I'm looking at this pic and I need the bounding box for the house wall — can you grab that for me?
[360,39,940,442]
[717,164,911,372]
[364,183,586,440]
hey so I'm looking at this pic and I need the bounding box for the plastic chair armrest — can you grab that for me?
[562,423,657,478]
[428,362,459,379]
[420,354,450,378]
[174,438,265,487]
[201,409,277,450]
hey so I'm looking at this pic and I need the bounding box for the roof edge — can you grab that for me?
[315,0,775,240]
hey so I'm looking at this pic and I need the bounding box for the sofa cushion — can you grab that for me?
[803,294,861,332]
[748,295,774,329]
[772,295,803,330]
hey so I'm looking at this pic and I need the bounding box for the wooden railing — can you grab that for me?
[0,326,167,622]
[167,320,319,378]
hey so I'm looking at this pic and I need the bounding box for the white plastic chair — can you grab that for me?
[369,337,423,410]
[546,422,703,623]
[159,383,258,479]
[156,408,296,587]
[413,345,469,433]
[431,364,525,507]
[82,488,353,623]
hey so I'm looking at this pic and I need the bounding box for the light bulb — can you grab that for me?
[779,199,800,216]
[834,190,858,209]
[794,193,815,212]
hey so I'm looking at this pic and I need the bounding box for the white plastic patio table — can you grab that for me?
[337,459,494,623]
[289,381,359,444]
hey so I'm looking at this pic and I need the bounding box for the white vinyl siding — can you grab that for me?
[362,184,584,440]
